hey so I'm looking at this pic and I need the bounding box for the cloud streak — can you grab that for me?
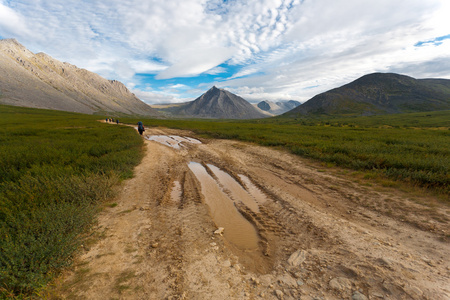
[0,0,449,103]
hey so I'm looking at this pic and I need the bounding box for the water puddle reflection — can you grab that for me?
[188,162,259,251]
[239,174,268,204]
[146,135,201,149]
[208,164,260,213]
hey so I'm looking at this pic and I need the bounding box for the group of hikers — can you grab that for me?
[105,118,145,135]
[105,118,119,124]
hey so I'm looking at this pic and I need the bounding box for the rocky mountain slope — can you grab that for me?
[0,39,159,116]
[284,73,450,117]
[256,100,301,115]
[161,86,267,119]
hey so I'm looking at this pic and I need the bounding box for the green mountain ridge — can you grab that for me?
[284,73,450,117]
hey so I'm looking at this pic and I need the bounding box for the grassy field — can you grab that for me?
[0,105,144,298]
[123,110,450,197]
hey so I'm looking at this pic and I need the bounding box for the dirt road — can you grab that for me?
[56,127,449,299]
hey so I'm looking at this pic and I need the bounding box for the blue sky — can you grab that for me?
[1,0,449,104]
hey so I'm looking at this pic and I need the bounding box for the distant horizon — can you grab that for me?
[1,1,449,104]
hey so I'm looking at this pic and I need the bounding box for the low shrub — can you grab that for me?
[0,105,144,297]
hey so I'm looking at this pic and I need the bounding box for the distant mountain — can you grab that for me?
[0,39,160,116]
[256,100,301,115]
[161,86,267,119]
[281,100,302,111]
[284,73,450,117]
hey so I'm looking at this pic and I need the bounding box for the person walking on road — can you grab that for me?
[137,121,145,135]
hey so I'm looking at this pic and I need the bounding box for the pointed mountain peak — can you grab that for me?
[205,85,223,96]
[172,86,267,119]
[208,85,220,92]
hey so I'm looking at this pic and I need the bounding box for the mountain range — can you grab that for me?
[2,40,449,120]
[0,39,159,116]
[285,73,450,117]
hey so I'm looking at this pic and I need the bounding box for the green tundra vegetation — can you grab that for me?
[123,110,450,196]
[0,105,143,298]
[1,104,449,298]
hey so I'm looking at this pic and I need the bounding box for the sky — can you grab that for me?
[1,0,449,104]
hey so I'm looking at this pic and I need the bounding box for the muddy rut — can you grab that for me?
[55,127,450,300]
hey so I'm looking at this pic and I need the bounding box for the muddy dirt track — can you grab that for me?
[56,127,449,300]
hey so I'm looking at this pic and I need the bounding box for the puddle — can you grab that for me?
[146,135,202,149]
[188,162,259,251]
[146,135,181,149]
[238,175,268,204]
[171,181,182,203]
[208,165,260,213]
[172,136,201,144]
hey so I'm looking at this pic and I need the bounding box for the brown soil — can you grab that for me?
[53,127,449,300]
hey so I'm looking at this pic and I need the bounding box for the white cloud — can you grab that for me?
[0,1,31,38]
[129,60,167,74]
[156,46,235,79]
[132,89,187,105]
[0,0,448,103]
[204,66,227,75]
[111,60,135,80]
[169,84,189,89]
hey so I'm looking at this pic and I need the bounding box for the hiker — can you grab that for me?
[105,118,108,122]
[137,121,145,135]
[116,119,119,124]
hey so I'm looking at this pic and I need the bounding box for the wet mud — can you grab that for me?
[56,127,450,300]
[188,162,259,251]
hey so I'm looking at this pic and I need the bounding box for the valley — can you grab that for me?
[1,4,449,299]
